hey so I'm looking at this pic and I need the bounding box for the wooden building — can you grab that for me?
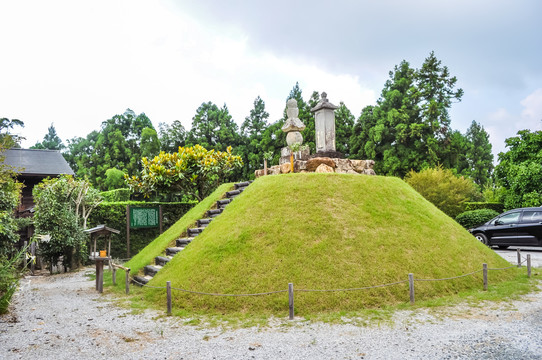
[2,148,75,245]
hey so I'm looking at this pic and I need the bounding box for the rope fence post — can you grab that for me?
[483,263,488,291]
[112,266,117,285]
[517,248,521,267]
[408,273,415,305]
[527,254,531,278]
[167,281,172,315]
[288,283,294,320]
[125,268,131,295]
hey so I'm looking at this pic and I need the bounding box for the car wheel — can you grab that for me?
[474,233,489,246]
[498,245,509,250]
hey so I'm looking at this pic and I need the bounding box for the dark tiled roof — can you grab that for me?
[2,148,74,176]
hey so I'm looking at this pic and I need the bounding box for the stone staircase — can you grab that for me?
[133,181,251,285]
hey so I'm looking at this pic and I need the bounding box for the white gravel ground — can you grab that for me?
[2,267,542,360]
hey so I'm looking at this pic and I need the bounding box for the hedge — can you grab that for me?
[99,188,131,202]
[87,201,196,258]
[455,209,500,229]
[463,202,504,213]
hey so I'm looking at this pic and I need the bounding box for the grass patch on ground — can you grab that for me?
[138,173,518,317]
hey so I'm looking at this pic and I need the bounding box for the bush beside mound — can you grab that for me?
[456,209,500,229]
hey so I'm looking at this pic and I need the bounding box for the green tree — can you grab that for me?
[349,53,464,177]
[33,176,101,272]
[63,109,156,190]
[187,102,241,152]
[158,120,186,153]
[126,145,243,201]
[31,123,65,150]
[0,117,24,148]
[494,130,542,209]
[104,168,126,191]
[334,102,355,156]
[464,121,493,187]
[239,96,270,179]
[405,167,481,218]
[141,127,160,158]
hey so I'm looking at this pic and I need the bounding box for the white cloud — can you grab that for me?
[486,88,542,156]
[0,0,375,148]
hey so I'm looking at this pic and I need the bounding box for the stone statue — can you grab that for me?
[282,99,306,146]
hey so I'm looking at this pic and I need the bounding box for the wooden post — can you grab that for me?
[126,205,131,258]
[517,248,521,267]
[527,254,532,278]
[96,259,104,293]
[125,268,130,295]
[290,153,294,173]
[167,281,172,315]
[408,273,415,305]
[264,158,268,176]
[112,266,117,285]
[288,283,294,320]
[30,241,36,275]
[108,234,112,271]
[483,263,488,291]
[159,205,163,234]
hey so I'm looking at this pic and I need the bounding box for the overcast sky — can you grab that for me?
[1,0,541,159]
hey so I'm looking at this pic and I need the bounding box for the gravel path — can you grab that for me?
[2,267,542,359]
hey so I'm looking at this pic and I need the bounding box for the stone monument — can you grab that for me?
[279,99,310,165]
[311,92,342,158]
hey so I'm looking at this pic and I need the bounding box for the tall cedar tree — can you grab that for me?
[31,123,65,150]
[350,53,464,177]
[239,96,269,179]
[158,120,187,153]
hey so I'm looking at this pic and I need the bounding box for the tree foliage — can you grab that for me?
[405,167,481,218]
[33,176,102,272]
[350,53,464,177]
[126,145,243,201]
[31,123,65,150]
[64,109,156,190]
[494,130,542,209]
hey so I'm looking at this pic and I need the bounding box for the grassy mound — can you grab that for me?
[143,174,516,315]
[122,183,234,276]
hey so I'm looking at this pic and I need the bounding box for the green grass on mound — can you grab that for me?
[141,174,517,316]
[121,183,234,276]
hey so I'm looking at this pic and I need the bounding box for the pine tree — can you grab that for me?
[31,123,64,150]
[334,102,355,157]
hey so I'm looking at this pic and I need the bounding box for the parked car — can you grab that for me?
[469,207,542,249]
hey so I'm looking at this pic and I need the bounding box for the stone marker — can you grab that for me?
[311,92,338,154]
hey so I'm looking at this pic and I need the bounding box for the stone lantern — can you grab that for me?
[311,92,340,157]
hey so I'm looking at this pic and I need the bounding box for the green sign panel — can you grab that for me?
[130,207,159,228]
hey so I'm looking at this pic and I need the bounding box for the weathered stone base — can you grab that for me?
[279,146,311,165]
[309,150,344,159]
[255,157,376,178]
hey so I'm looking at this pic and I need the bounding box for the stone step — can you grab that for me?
[226,189,242,198]
[133,275,152,286]
[197,218,212,227]
[207,208,223,217]
[187,227,205,237]
[166,247,184,256]
[144,264,162,277]
[176,238,192,247]
[217,198,232,207]
[155,256,172,267]
[234,181,250,189]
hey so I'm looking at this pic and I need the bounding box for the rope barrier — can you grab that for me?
[415,269,483,282]
[488,265,518,271]
[296,280,409,292]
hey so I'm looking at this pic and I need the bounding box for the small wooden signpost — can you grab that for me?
[85,225,120,293]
